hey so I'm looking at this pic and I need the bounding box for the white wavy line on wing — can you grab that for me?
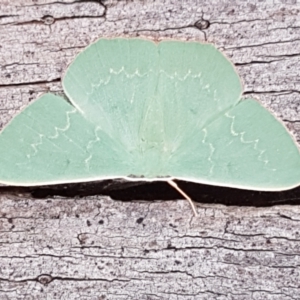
[28,133,44,158]
[26,108,77,159]
[225,112,275,170]
[84,126,101,171]
[48,108,77,139]
[89,68,204,90]
[202,128,216,175]
[47,107,86,152]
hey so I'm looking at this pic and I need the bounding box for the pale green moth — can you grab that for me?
[1,38,300,212]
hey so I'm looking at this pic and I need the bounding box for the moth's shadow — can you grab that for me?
[1,180,300,206]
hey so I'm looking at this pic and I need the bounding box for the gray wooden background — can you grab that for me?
[1,1,300,299]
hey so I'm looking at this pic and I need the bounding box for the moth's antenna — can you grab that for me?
[167,180,198,217]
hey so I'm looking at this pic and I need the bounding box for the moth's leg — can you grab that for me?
[167,180,198,217]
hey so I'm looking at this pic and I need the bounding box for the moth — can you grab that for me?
[1,38,299,215]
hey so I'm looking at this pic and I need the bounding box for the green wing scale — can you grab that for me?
[0,38,299,190]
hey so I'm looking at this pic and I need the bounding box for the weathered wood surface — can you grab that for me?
[1,0,300,299]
